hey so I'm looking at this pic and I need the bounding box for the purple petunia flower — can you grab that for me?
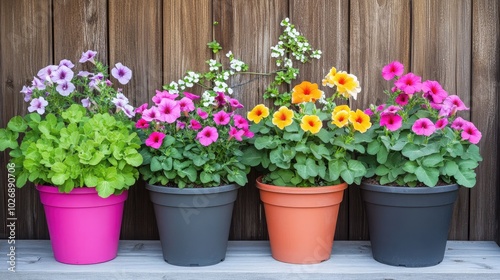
[20,86,33,102]
[383,105,402,114]
[412,118,435,136]
[213,110,230,125]
[59,59,75,69]
[56,81,75,96]
[243,129,254,138]
[81,98,91,108]
[111,63,132,85]
[37,65,58,80]
[79,50,97,63]
[121,104,135,118]
[52,66,74,84]
[196,126,219,146]
[28,97,48,115]
[89,73,104,88]
[32,77,46,90]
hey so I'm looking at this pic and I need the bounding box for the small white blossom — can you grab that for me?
[226,51,233,58]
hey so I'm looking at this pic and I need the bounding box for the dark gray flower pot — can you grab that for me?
[146,183,239,266]
[360,182,459,267]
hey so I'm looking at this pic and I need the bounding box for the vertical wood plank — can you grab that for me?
[109,0,163,239]
[0,0,53,239]
[470,0,499,241]
[412,0,472,240]
[214,0,289,240]
[290,0,350,240]
[349,0,412,240]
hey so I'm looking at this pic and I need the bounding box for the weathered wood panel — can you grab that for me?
[108,0,163,240]
[0,0,53,239]
[411,0,472,240]
[290,0,350,239]
[349,0,412,240]
[470,0,499,241]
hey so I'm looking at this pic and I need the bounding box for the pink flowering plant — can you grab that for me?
[0,51,143,197]
[360,61,482,187]
[136,90,253,188]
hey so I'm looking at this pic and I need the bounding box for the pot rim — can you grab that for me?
[36,185,116,195]
[146,183,239,195]
[360,182,459,194]
[256,176,348,194]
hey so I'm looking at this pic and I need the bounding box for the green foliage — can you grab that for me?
[0,104,143,198]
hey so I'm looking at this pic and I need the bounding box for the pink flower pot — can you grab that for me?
[36,185,128,264]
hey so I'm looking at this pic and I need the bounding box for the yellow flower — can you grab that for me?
[333,72,361,100]
[322,67,337,87]
[333,105,351,115]
[247,104,270,124]
[292,81,323,104]
[272,106,294,129]
[300,115,322,134]
[349,109,372,133]
[332,110,350,128]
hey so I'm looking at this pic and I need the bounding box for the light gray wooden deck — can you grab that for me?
[1,240,499,280]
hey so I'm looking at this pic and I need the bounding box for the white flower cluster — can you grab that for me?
[166,71,200,94]
[230,59,246,72]
[202,90,216,107]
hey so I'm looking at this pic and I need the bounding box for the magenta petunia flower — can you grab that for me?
[37,65,58,80]
[233,114,249,130]
[81,98,91,108]
[376,104,386,111]
[380,113,403,131]
[435,118,448,130]
[176,121,186,130]
[56,81,75,96]
[394,73,422,95]
[213,110,230,125]
[32,77,46,90]
[243,129,254,138]
[412,118,435,136]
[364,108,374,116]
[395,93,410,106]
[382,61,404,80]
[153,90,178,104]
[52,66,74,84]
[111,63,132,85]
[422,80,447,104]
[20,86,33,102]
[228,98,244,109]
[215,92,227,106]
[451,117,467,130]
[145,132,166,149]
[158,99,181,123]
[189,119,202,130]
[28,97,48,115]
[59,59,75,69]
[196,126,219,146]
[383,105,402,114]
[461,123,482,144]
[178,97,195,112]
[183,91,200,100]
[135,103,149,114]
[142,106,161,122]
[79,50,97,63]
[197,108,208,119]
[136,119,150,129]
[443,95,469,111]
[229,127,245,141]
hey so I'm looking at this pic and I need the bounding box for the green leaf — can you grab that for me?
[367,140,380,155]
[254,136,278,149]
[294,158,318,179]
[310,144,329,160]
[375,165,390,176]
[443,161,459,176]
[402,161,418,173]
[180,166,197,182]
[125,152,143,167]
[51,162,67,174]
[415,166,439,187]
[402,143,440,161]
[164,135,176,147]
[200,171,212,184]
[52,173,69,186]
[421,154,443,167]
[315,129,332,143]
[84,174,98,187]
[240,147,262,167]
[328,159,345,181]
[454,170,476,188]
[229,169,247,186]
[161,157,173,171]
[96,181,114,198]
[377,147,389,164]
[0,129,19,151]
[150,157,162,172]
[340,169,355,184]
[7,116,28,132]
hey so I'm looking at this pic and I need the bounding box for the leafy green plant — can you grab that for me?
[360,61,482,187]
[0,51,143,197]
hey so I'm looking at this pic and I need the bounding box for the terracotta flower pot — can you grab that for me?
[256,176,347,264]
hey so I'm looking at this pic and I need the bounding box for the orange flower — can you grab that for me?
[332,110,350,128]
[247,104,270,124]
[272,106,294,129]
[300,115,322,134]
[292,81,323,104]
[349,109,372,133]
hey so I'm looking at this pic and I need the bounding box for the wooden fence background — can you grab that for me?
[1,0,499,243]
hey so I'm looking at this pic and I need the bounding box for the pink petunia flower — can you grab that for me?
[383,105,402,114]
[136,119,150,129]
[79,50,97,63]
[183,92,200,100]
[215,92,227,106]
[443,95,469,111]
[213,110,231,125]
[228,127,245,141]
[135,103,149,114]
[196,126,219,146]
[380,113,403,131]
[435,118,448,130]
[422,80,448,104]
[461,122,482,144]
[228,98,244,109]
[153,90,178,104]
[111,63,132,85]
[178,97,195,112]
[364,108,374,116]
[197,108,208,119]
[158,99,181,123]
[142,106,161,122]
[233,114,249,130]
[451,117,467,130]
[376,104,386,111]
[395,93,410,106]
[382,61,404,80]
[176,121,186,130]
[243,129,254,138]
[189,119,202,130]
[145,132,166,149]
[28,97,48,115]
[394,73,422,95]
[412,118,436,136]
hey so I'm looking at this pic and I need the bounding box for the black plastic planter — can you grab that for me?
[146,184,239,267]
[360,183,459,267]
